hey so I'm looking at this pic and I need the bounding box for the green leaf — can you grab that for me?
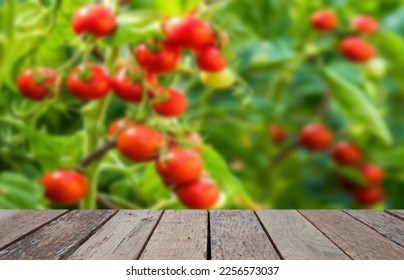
[202,145,257,208]
[322,67,392,145]
[372,146,404,169]
[105,22,163,46]
[21,128,85,171]
[332,165,366,186]
[239,39,296,72]
[152,0,202,16]
[373,31,404,88]
[0,172,43,209]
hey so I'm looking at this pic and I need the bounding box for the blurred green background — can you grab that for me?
[1,0,404,209]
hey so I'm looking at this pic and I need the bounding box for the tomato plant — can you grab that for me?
[1,0,404,210]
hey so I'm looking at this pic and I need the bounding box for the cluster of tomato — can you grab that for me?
[311,10,379,63]
[270,124,385,206]
[17,4,230,208]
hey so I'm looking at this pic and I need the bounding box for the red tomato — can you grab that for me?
[67,63,111,100]
[352,16,379,34]
[153,89,188,118]
[310,10,337,32]
[117,125,163,162]
[340,37,376,63]
[156,148,203,184]
[300,124,333,151]
[196,47,227,72]
[270,125,287,144]
[41,170,88,205]
[135,42,180,73]
[112,68,147,103]
[107,118,136,138]
[17,67,58,101]
[361,164,384,185]
[354,185,385,206]
[176,178,220,209]
[72,4,117,37]
[332,141,362,166]
[164,16,216,50]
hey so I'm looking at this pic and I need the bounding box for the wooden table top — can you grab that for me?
[0,210,403,260]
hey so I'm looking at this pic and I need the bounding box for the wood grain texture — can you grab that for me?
[256,210,350,260]
[210,210,280,260]
[386,210,404,220]
[140,210,207,260]
[69,210,162,260]
[345,210,404,247]
[300,210,404,260]
[0,210,116,260]
[0,210,67,250]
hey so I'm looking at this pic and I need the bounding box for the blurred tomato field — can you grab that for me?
[1,0,404,210]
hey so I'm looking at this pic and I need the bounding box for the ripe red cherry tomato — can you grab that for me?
[310,10,337,32]
[340,37,376,63]
[156,148,203,185]
[176,179,220,209]
[354,185,384,206]
[361,164,384,185]
[153,89,188,118]
[17,67,58,101]
[300,124,333,151]
[270,125,287,144]
[352,16,379,34]
[135,42,180,73]
[164,16,216,50]
[112,68,150,103]
[332,141,362,166]
[107,118,136,138]
[67,63,111,100]
[196,47,227,72]
[117,125,163,162]
[72,4,117,37]
[41,170,88,205]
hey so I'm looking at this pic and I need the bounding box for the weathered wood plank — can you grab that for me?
[300,210,404,260]
[345,210,404,247]
[386,210,404,221]
[0,210,116,260]
[210,210,280,260]
[140,210,207,260]
[0,210,67,250]
[69,210,162,260]
[256,210,350,260]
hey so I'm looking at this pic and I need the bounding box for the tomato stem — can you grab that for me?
[81,47,119,210]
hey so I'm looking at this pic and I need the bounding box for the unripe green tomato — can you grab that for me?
[200,68,237,90]
[304,42,322,57]
[213,192,227,209]
[346,125,365,138]
[364,58,387,79]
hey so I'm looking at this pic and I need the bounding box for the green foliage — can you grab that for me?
[322,67,392,145]
[1,0,404,210]
[0,172,43,209]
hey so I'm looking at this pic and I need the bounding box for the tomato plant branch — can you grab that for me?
[267,141,300,171]
[79,141,116,169]
[317,86,331,120]
[81,48,118,210]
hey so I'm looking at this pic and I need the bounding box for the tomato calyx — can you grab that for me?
[78,65,93,82]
